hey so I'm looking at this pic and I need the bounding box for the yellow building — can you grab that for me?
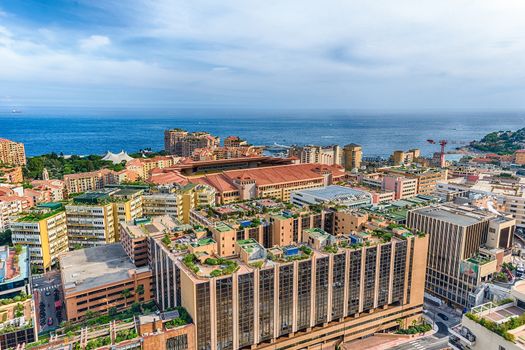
[0,138,26,166]
[65,188,145,248]
[143,184,216,224]
[11,203,68,271]
[343,143,362,171]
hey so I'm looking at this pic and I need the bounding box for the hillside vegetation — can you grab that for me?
[470,128,525,154]
[24,153,126,180]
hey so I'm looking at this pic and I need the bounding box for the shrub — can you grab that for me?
[210,269,222,277]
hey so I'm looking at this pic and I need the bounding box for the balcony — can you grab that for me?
[449,324,476,346]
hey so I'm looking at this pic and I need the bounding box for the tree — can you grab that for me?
[135,284,144,295]
[108,307,118,317]
[0,229,12,246]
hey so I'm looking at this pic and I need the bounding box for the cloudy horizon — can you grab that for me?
[1,1,525,111]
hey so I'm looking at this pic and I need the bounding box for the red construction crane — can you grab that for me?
[427,139,448,167]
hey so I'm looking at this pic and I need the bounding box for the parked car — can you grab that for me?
[437,313,449,321]
[45,290,51,296]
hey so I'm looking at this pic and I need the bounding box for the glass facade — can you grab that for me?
[392,241,407,304]
[296,260,312,330]
[363,247,377,312]
[263,224,271,248]
[279,264,294,336]
[315,257,329,325]
[324,211,334,234]
[259,268,274,341]
[216,277,233,350]
[293,218,299,242]
[302,216,311,230]
[377,244,392,307]
[331,253,346,320]
[238,273,254,348]
[196,282,211,350]
[347,250,362,315]
[313,214,322,228]
[166,334,188,350]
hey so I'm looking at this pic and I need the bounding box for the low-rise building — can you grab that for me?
[60,243,153,321]
[0,245,31,298]
[192,163,345,204]
[0,166,23,183]
[64,169,118,194]
[380,166,447,195]
[383,175,418,200]
[449,281,525,350]
[291,185,372,208]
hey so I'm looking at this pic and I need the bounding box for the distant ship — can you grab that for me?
[11,109,22,114]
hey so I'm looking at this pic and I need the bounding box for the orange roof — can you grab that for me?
[148,171,188,185]
[516,150,525,154]
[192,174,238,192]
[224,163,341,186]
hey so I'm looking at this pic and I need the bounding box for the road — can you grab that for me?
[32,271,65,332]
[388,337,449,350]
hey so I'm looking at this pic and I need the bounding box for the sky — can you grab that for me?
[1,0,525,111]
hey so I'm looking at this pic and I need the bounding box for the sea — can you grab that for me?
[1,109,525,157]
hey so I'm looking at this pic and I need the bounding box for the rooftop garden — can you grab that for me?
[0,291,31,306]
[182,253,239,277]
[164,307,192,329]
[371,229,393,243]
[268,245,313,262]
[18,207,64,222]
[465,310,525,343]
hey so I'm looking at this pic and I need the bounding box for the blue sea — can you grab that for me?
[1,109,524,157]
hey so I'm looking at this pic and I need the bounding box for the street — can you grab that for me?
[32,271,66,333]
[388,337,449,350]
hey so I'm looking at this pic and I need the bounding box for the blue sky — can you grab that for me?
[1,0,525,111]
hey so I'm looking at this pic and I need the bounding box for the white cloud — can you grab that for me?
[3,1,525,108]
[79,35,111,51]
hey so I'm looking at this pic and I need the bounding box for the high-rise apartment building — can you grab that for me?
[150,224,428,350]
[142,184,215,224]
[407,203,515,307]
[289,145,342,166]
[10,203,68,271]
[0,138,26,166]
[343,144,362,171]
[65,196,116,249]
[164,129,220,156]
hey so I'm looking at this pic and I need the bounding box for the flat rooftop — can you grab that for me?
[61,243,143,294]
[121,215,178,238]
[294,185,370,201]
[411,204,493,226]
